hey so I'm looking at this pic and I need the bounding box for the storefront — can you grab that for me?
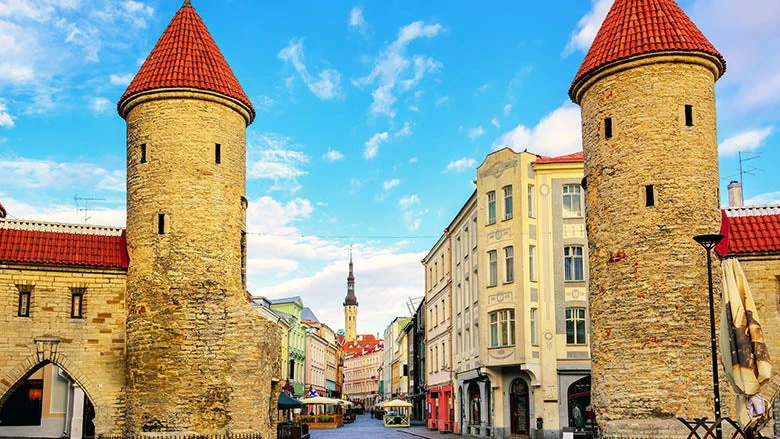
[426,384,454,432]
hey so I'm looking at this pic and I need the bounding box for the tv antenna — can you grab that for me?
[406,296,424,316]
[74,196,105,224]
[738,151,761,187]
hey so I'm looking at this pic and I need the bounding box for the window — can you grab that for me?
[504,246,514,283]
[566,308,587,345]
[441,299,445,323]
[604,117,613,139]
[17,287,31,317]
[489,309,515,347]
[215,143,222,164]
[685,105,694,127]
[529,245,537,282]
[504,186,513,220]
[564,246,584,281]
[434,305,438,326]
[562,185,583,217]
[530,308,539,346]
[441,254,445,280]
[488,250,498,286]
[645,185,655,207]
[487,191,496,224]
[71,288,85,318]
[140,143,147,163]
[527,184,535,218]
[158,213,166,235]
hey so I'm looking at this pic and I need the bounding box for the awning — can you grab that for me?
[278,392,305,409]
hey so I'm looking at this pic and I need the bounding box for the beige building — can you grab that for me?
[343,334,383,407]
[381,317,408,400]
[423,233,454,431]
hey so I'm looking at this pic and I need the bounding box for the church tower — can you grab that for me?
[344,251,358,342]
[118,2,279,436]
[570,0,725,436]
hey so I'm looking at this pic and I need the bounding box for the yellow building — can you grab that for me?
[439,149,588,438]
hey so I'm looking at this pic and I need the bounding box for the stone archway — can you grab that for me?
[0,339,110,436]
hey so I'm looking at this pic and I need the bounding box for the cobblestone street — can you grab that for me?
[310,415,441,439]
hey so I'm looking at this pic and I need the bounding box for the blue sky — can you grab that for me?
[1,0,778,336]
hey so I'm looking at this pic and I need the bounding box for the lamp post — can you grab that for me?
[693,233,724,439]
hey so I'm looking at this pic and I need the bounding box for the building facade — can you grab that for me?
[570,0,726,435]
[423,235,454,432]
[344,254,358,343]
[343,334,383,408]
[304,324,327,397]
[270,297,307,396]
[381,317,408,400]
[409,300,427,422]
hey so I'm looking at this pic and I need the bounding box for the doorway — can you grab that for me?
[509,378,530,436]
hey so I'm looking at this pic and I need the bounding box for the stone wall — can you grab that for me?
[0,263,127,436]
[122,90,280,436]
[579,56,723,437]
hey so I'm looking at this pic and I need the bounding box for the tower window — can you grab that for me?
[604,117,613,139]
[684,105,694,127]
[140,143,147,163]
[17,286,31,317]
[158,213,166,235]
[71,288,85,319]
[645,185,655,207]
[215,143,221,164]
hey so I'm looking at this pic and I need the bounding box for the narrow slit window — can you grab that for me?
[71,289,84,319]
[18,289,31,317]
[604,117,613,139]
[215,143,221,164]
[158,213,166,235]
[684,105,694,126]
[645,185,655,207]
[140,143,147,163]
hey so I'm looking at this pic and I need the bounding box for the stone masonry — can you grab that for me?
[121,90,280,436]
[577,56,724,436]
[0,263,127,435]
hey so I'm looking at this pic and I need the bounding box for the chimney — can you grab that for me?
[727,181,743,207]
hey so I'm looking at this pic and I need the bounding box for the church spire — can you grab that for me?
[344,247,357,306]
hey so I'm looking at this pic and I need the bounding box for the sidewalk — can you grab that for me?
[400,426,458,439]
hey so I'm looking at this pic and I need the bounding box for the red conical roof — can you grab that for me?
[118,2,254,120]
[569,0,725,101]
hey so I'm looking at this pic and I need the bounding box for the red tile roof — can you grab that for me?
[118,2,254,120]
[716,206,780,256]
[342,334,384,356]
[570,0,725,100]
[0,220,129,269]
[534,151,584,164]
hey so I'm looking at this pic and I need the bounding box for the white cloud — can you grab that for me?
[436,96,450,107]
[445,158,477,174]
[744,191,780,206]
[0,194,126,227]
[323,148,345,162]
[476,82,490,93]
[92,97,111,113]
[493,103,582,156]
[364,131,389,159]
[349,6,367,31]
[349,177,362,194]
[399,194,419,207]
[254,95,275,112]
[354,21,443,118]
[383,179,400,190]
[563,0,613,55]
[279,38,342,101]
[0,157,125,192]
[468,125,485,141]
[503,103,512,115]
[0,102,14,128]
[408,157,417,164]
[109,73,133,86]
[491,117,500,129]
[395,121,413,138]
[398,193,426,231]
[247,133,310,192]
[718,127,774,156]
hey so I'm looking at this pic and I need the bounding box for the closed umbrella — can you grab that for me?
[719,258,772,428]
[278,392,305,410]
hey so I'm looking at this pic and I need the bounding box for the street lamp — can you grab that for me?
[693,233,724,439]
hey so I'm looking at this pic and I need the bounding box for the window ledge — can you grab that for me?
[503,281,514,285]
[488,344,516,349]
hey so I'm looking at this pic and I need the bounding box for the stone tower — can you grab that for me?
[344,251,358,342]
[569,0,725,436]
[118,2,280,436]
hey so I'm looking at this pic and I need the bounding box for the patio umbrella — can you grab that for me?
[301,396,340,404]
[719,258,772,428]
[380,399,412,408]
[278,392,305,410]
